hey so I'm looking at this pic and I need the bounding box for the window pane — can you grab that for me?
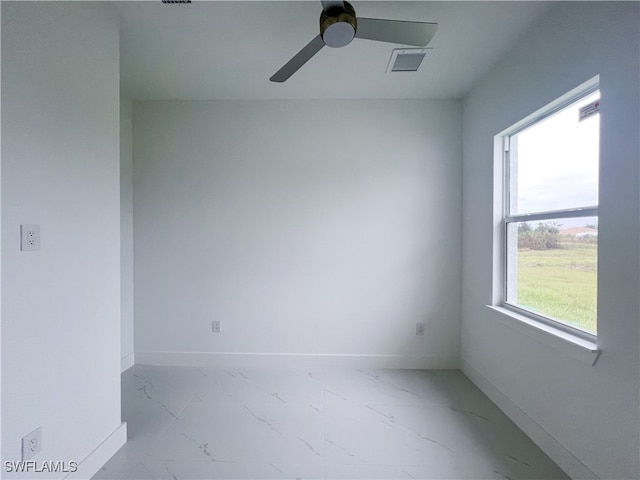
[506,217,598,334]
[509,91,600,215]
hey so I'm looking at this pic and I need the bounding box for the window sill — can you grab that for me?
[486,305,601,366]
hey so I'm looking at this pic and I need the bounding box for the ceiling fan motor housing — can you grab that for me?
[320,1,357,48]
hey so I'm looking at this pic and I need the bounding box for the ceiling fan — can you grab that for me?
[270,1,438,83]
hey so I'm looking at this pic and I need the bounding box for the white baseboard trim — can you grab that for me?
[121,352,135,373]
[63,422,127,480]
[135,351,459,370]
[461,359,598,480]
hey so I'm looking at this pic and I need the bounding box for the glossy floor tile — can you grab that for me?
[93,366,569,480]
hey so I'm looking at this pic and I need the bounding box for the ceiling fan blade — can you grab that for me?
[321,1,345,11]
[270,35,325,83]
[355,18,438,46]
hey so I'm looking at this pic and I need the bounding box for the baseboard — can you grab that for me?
[461,359,598,480]
[63,422,127,480]
[121,352,135,373]
[135,351,459,370]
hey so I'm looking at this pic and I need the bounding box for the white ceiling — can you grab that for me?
[114,1,551,100]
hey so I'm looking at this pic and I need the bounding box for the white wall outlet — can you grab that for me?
[22,427,42,461]
[20,224,40,251]
[212,320,221,333]
[416,323,425,336]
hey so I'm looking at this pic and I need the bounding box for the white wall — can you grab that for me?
[0,2,4,472]
[121,99,135,372]
[1,3,125,478]
[133,100,462,368]
[462,2,639,479]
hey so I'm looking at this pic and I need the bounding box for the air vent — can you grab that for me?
[386,48,432,73]
[161,0,191,3]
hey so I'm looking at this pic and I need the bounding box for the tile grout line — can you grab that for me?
[323,367,327,480]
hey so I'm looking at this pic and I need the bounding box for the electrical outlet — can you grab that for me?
[20,224,40,251]
[212,321,221,333]
[416,323,425,336]
[22,427,41,461]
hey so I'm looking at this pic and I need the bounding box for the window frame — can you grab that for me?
[499,82,600,343]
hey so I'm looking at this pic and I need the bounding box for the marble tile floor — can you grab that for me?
[93,365,569,480]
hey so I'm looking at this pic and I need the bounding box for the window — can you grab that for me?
[502,85,600,338]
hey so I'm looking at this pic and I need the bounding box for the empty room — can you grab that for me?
[1,1,638,479]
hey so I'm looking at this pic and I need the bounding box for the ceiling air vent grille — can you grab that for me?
[161,0,191,4]
[386,48,432,73]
